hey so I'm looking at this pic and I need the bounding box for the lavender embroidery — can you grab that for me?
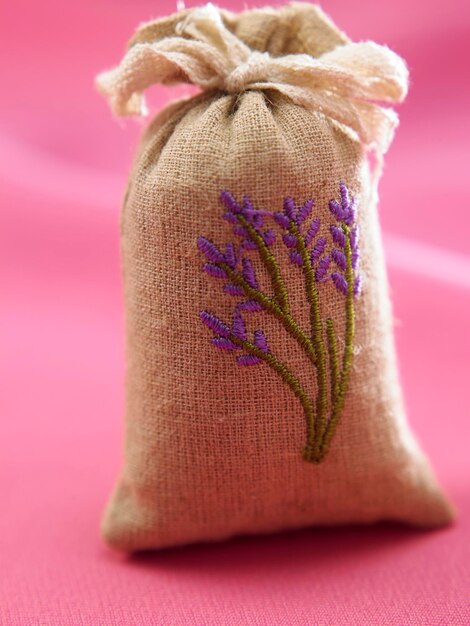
[198,183,361,463]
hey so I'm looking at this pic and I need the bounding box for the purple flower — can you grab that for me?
[211,337,240,350]
[203,263,228,278]
[249,212,264,230]
[222,192,276,249]
[234,225,248,238]
[331,272,348,296]
[290,250,303,266]
[349,225,359,250]
[224,284,245,296]
[253,329,269,353]
[305,219,321,246]
[224,243,239,269]
[232,311,247,340]
[237,300,263,312]
[330,225,346,248]
[242,258,258,289]
[315,255,331,282]
[223,211,238,224]
[242,239,257,250]
[329,182,357,225]
[344,198,357,226]
[331,249,346,271]
[282,197,314,226]
[351,250,360,271]
[199,311,231,337]
[297,199,314,224]
[349,226,360,270]
[273,212,290,229]
[220,190,242,214]
[263,230,276,246]
[237,354,262,366]
[354,275,362,297]
[328,200,343,222]
[310,237,327,264]
[197,237,225,263]
[282,233,298,248]
[283,197,297,221]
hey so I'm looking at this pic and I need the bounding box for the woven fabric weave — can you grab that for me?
[97,2,453,552]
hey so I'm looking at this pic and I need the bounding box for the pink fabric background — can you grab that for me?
[1,1,469,623]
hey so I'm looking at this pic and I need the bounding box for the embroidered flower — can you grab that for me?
[221,191,276,250]
[198,183,361,463]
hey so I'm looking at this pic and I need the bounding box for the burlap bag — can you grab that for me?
[97,2,453,552]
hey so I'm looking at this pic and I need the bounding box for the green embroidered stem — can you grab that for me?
[238,214,290,313]
[219,263,317,366]
[317,224,356,461]
[326,318,339,406]
[230,334,315,443]
[291,223,329,457]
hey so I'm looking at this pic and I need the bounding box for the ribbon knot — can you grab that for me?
[97,3,409,154]
[223,51,273,93]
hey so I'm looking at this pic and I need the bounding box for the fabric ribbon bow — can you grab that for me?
[97,3,408,154]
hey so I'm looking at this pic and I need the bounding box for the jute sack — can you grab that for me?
[97,2,454,551]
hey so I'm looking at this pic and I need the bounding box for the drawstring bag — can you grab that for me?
[97,2,453,552]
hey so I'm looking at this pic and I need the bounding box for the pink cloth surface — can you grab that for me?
[1,1,469,624]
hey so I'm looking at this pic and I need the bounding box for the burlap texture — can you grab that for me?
[98,3,454,552]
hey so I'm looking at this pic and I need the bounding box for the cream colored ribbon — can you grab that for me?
[97,3,408,153]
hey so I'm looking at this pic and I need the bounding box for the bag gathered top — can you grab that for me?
[97,2,454,552]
